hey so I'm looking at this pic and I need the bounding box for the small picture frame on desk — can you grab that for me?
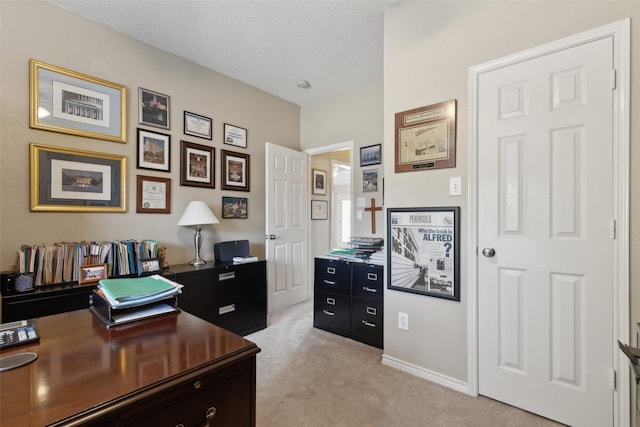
[79,263,108,285]
[137,258,162,276]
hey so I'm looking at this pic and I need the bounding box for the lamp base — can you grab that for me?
[189,257,207,266]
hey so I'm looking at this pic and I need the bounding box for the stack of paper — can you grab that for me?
[97,275,182,309]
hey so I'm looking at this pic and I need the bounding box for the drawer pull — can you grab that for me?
[176,424,185,427]
[205,406,217,426]
[219,271,236,281]
[362,320,376,328]
[323,279,336,285]
[363,286,377,293]
[366,307,377,315]
[193,380,202,390]
[322,310,335,316]
[326,297,335,305]
[327,267,336,274]
[367,273,378,281]
[219,304,236,315]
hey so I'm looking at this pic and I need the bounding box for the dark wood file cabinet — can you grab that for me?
[313,258,383,348]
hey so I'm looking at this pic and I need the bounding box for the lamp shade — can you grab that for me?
[177,201,219,227]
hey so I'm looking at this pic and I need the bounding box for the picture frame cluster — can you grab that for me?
[28,58,252,219]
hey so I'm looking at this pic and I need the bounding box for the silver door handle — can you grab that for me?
[482,247,496,257]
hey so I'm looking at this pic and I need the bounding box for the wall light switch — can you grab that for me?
[398,312,409,330]
[357,210,363,220]
[449,176,462,196]
[356,197,366,208]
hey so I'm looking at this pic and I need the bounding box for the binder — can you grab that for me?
[90,289,180,329]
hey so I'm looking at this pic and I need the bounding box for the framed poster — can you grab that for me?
[221,150,250,192]
[312,169,327,195]
[184,111,212,140]
[180,141,215,188]
[222,196,248,219]
[387,207,460,301]
[139,87,170,129]
[395,100,456,173]
[136,175,170,214]
[137,128,170,172]
[29,143,126,212]
[29,59,127,143]
[223,123,247,148]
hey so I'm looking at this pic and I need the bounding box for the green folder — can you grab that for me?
[98,275,177,302]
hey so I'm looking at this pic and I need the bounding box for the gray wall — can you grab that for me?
[0,1,300,271]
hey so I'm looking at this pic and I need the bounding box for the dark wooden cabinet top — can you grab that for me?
[0,309,260,426]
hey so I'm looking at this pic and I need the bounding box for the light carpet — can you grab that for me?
[246,299,562,427]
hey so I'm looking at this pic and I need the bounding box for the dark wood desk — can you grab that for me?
[0,310,260,426]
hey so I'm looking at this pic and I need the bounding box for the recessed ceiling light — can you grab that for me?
[296,80,311,89]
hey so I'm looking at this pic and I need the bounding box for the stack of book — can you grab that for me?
[90,275,182,328]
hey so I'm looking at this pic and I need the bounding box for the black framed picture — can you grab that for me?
[137,128,170,172]
[139,87,170,129]
[180,141,215,188]
[360,144,381,166]
[387,206,460,301]
[222,196,248,219]
[184,111,212,140]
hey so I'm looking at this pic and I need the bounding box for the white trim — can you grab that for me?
[382,354,470,395]
[467,19,630,426]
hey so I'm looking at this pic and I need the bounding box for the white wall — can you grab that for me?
[0,1,300,270]
[383,0,640,389]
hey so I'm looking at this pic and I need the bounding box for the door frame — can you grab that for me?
[467,19,630,425]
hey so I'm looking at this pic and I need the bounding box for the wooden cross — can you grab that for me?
[363,198,383,234]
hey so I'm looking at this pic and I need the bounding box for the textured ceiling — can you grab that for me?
[48,0,403,106]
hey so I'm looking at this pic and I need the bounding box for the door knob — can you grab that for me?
[482,247,496,257]
[269,235,276,240]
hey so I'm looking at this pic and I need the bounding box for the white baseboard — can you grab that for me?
[381,354,471,395]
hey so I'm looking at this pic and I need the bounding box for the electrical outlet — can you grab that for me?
[398,312,409,330]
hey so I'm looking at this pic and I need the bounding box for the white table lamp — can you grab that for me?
[177,201,219,265]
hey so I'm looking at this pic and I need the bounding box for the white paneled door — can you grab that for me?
[265,143,308,313]
[477,38,614,426]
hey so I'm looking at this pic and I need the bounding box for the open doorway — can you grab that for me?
[331,160,351,249]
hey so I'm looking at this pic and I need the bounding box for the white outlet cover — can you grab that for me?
[449,176,462,196]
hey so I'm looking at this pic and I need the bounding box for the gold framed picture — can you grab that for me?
[79,263,108,285]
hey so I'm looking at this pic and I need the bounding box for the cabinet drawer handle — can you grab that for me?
[219,304,235,315]
[367,273,378,281]
[362,320,376,328]
[326,267,336,274]
[193,380,202,390]
[363,286,377,293]
[219,272,235,281]
[323,279,336,285]
[366,307,377,315]
[326,297,335,305]
[322,310,335,316]
[205,406,217,426]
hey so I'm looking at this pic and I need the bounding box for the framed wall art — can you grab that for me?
[311,200,328,220]
[223,123,247,148]
[184,111,212,140]
[222,196,248,219]
[79,263,108,285]
[29,59,127,143]
[362,169,378,193]
[137,258,162,276]
[387,206,460,301]
[221,150,250,192]
[180,141,214,188]
[137,175,171,214]
[312,169,327,195]
[139,87,170,129]
[360,144,381,166]
[30,143,127,212]
[137,128,170,172]
[395,99,456,173]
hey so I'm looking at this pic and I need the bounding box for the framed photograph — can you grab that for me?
[139,87,170,129]
[137,128,170,172]
[137,175,171,214]
[180,141,215,188]
[312,169,327,195]
[137,258,162,276]
[222,196,248,219]
[79,263,108,285]
[184,111,212,140]
[29,59,127,143]
[360,144,381,166]
[387,207,460,301]
[311,200,328,220]
[362,169,379,193]
[221,150,250,192]
[223,123,247,148]
[395,99,457,173]
[29,143,126,213]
